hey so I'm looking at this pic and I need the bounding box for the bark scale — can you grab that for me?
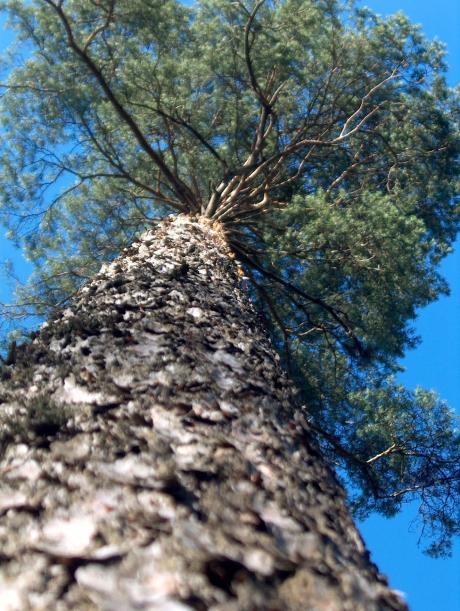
[0,215,406,610]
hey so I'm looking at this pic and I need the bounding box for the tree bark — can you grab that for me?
[0,215,406,610]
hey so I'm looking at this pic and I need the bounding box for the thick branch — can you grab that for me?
[42,0,196,209]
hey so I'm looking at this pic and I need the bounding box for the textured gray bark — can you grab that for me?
[0,215,407,610]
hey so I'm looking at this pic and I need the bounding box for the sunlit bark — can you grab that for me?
[0,216,406,610]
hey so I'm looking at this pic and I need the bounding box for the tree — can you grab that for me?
[0,0,458,602]
[0,214,408,609]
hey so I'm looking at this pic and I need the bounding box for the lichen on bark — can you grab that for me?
[0,215,407,610]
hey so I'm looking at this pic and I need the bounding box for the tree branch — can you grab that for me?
[41,0,196,209]
[231,244,368,358]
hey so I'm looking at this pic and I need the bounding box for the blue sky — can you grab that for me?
[0,2,459,609]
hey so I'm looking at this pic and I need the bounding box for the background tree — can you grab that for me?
[0,0,459,558]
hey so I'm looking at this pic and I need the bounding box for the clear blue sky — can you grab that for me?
[0,2,459,609]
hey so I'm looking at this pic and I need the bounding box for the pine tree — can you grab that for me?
[0,0,459,606]
[0,214,408,609]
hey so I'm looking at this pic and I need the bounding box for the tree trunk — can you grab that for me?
[0,215,406,611]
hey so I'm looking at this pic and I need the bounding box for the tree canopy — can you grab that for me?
[0,0,459,555]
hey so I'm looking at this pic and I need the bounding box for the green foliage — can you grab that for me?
[0,0,459,554]
[307,375,460,557]
[261,190,447,359]
[347,384,460,556]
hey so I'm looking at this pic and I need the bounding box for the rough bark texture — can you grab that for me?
[0,216,407,610]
